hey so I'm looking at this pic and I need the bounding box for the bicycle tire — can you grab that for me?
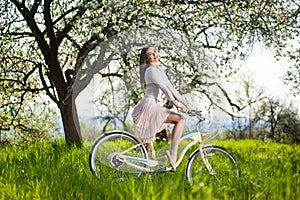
[185,145,241,185]
[89,131,148,180]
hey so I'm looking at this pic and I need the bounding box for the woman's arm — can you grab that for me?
[171,99,190,113]
[146,67,191,111]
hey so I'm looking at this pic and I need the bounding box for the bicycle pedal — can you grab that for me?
[168,168,176,173]
[158,167,176,173]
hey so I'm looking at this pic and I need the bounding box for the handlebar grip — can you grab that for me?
[187,110,202,117]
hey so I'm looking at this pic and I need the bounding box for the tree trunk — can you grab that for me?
[60,95,82,146]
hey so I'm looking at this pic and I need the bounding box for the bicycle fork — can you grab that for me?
[197,133,216,176]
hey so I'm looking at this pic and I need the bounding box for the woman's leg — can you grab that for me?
[145,143,151,158]
[164,112,186,166]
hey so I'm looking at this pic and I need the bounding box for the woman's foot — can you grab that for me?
[144,173,152,181]
[166,150,176,170]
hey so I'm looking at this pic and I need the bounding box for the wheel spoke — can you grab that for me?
[186,146,241,185]
[89,132,148,181]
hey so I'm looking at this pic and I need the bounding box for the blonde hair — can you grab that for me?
[139,45,153,90]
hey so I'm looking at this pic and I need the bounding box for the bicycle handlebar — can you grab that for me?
[187,110,205,120]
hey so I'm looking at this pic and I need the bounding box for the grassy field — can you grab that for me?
[0,139,299,200]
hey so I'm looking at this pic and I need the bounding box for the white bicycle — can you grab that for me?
[89,110,241,184]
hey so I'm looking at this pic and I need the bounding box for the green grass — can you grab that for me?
[0,139,299,199]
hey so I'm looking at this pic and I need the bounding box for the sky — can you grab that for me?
[230,42,300,111]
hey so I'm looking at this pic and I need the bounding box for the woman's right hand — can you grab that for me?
[178,106,189,113]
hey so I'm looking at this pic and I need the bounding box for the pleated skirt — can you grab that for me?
[132,96,171,143]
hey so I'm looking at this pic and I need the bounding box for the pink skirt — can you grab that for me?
[132,97,171,143]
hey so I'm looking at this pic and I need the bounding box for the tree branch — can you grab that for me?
[44,0,57,50]
[215,83,241,111]
[11,0,49,51]
[3,31,34,37]
[56,5,87,46]
[9,91,26,127]
[0,78,23,85]
[23,64,39,85]
[100,73,123,78]
[30,0,41,16]
[38,63,59,104]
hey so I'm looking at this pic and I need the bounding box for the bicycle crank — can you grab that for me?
[108,152,124,168]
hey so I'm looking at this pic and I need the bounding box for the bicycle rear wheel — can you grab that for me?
[89,131,148,180]
[185,145,241,185]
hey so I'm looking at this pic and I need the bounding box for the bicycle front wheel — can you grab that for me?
[89,131,148,180]
[186,145,241,185]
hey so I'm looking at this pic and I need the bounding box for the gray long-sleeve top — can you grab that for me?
[144,66,184,102]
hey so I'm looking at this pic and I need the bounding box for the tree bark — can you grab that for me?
[60,94,82,145]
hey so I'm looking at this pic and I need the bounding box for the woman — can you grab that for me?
[132,46,191,170]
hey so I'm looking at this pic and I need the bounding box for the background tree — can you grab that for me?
[0,0,299,145]
[284,49,300,95]
[255,99,300,143]
[233,72,265,138]
[0,36,59,143]
[224,72,265,139]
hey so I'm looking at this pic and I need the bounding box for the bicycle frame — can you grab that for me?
[116,127,215,174]
[176,127,215,175]
[101,110,216,175]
